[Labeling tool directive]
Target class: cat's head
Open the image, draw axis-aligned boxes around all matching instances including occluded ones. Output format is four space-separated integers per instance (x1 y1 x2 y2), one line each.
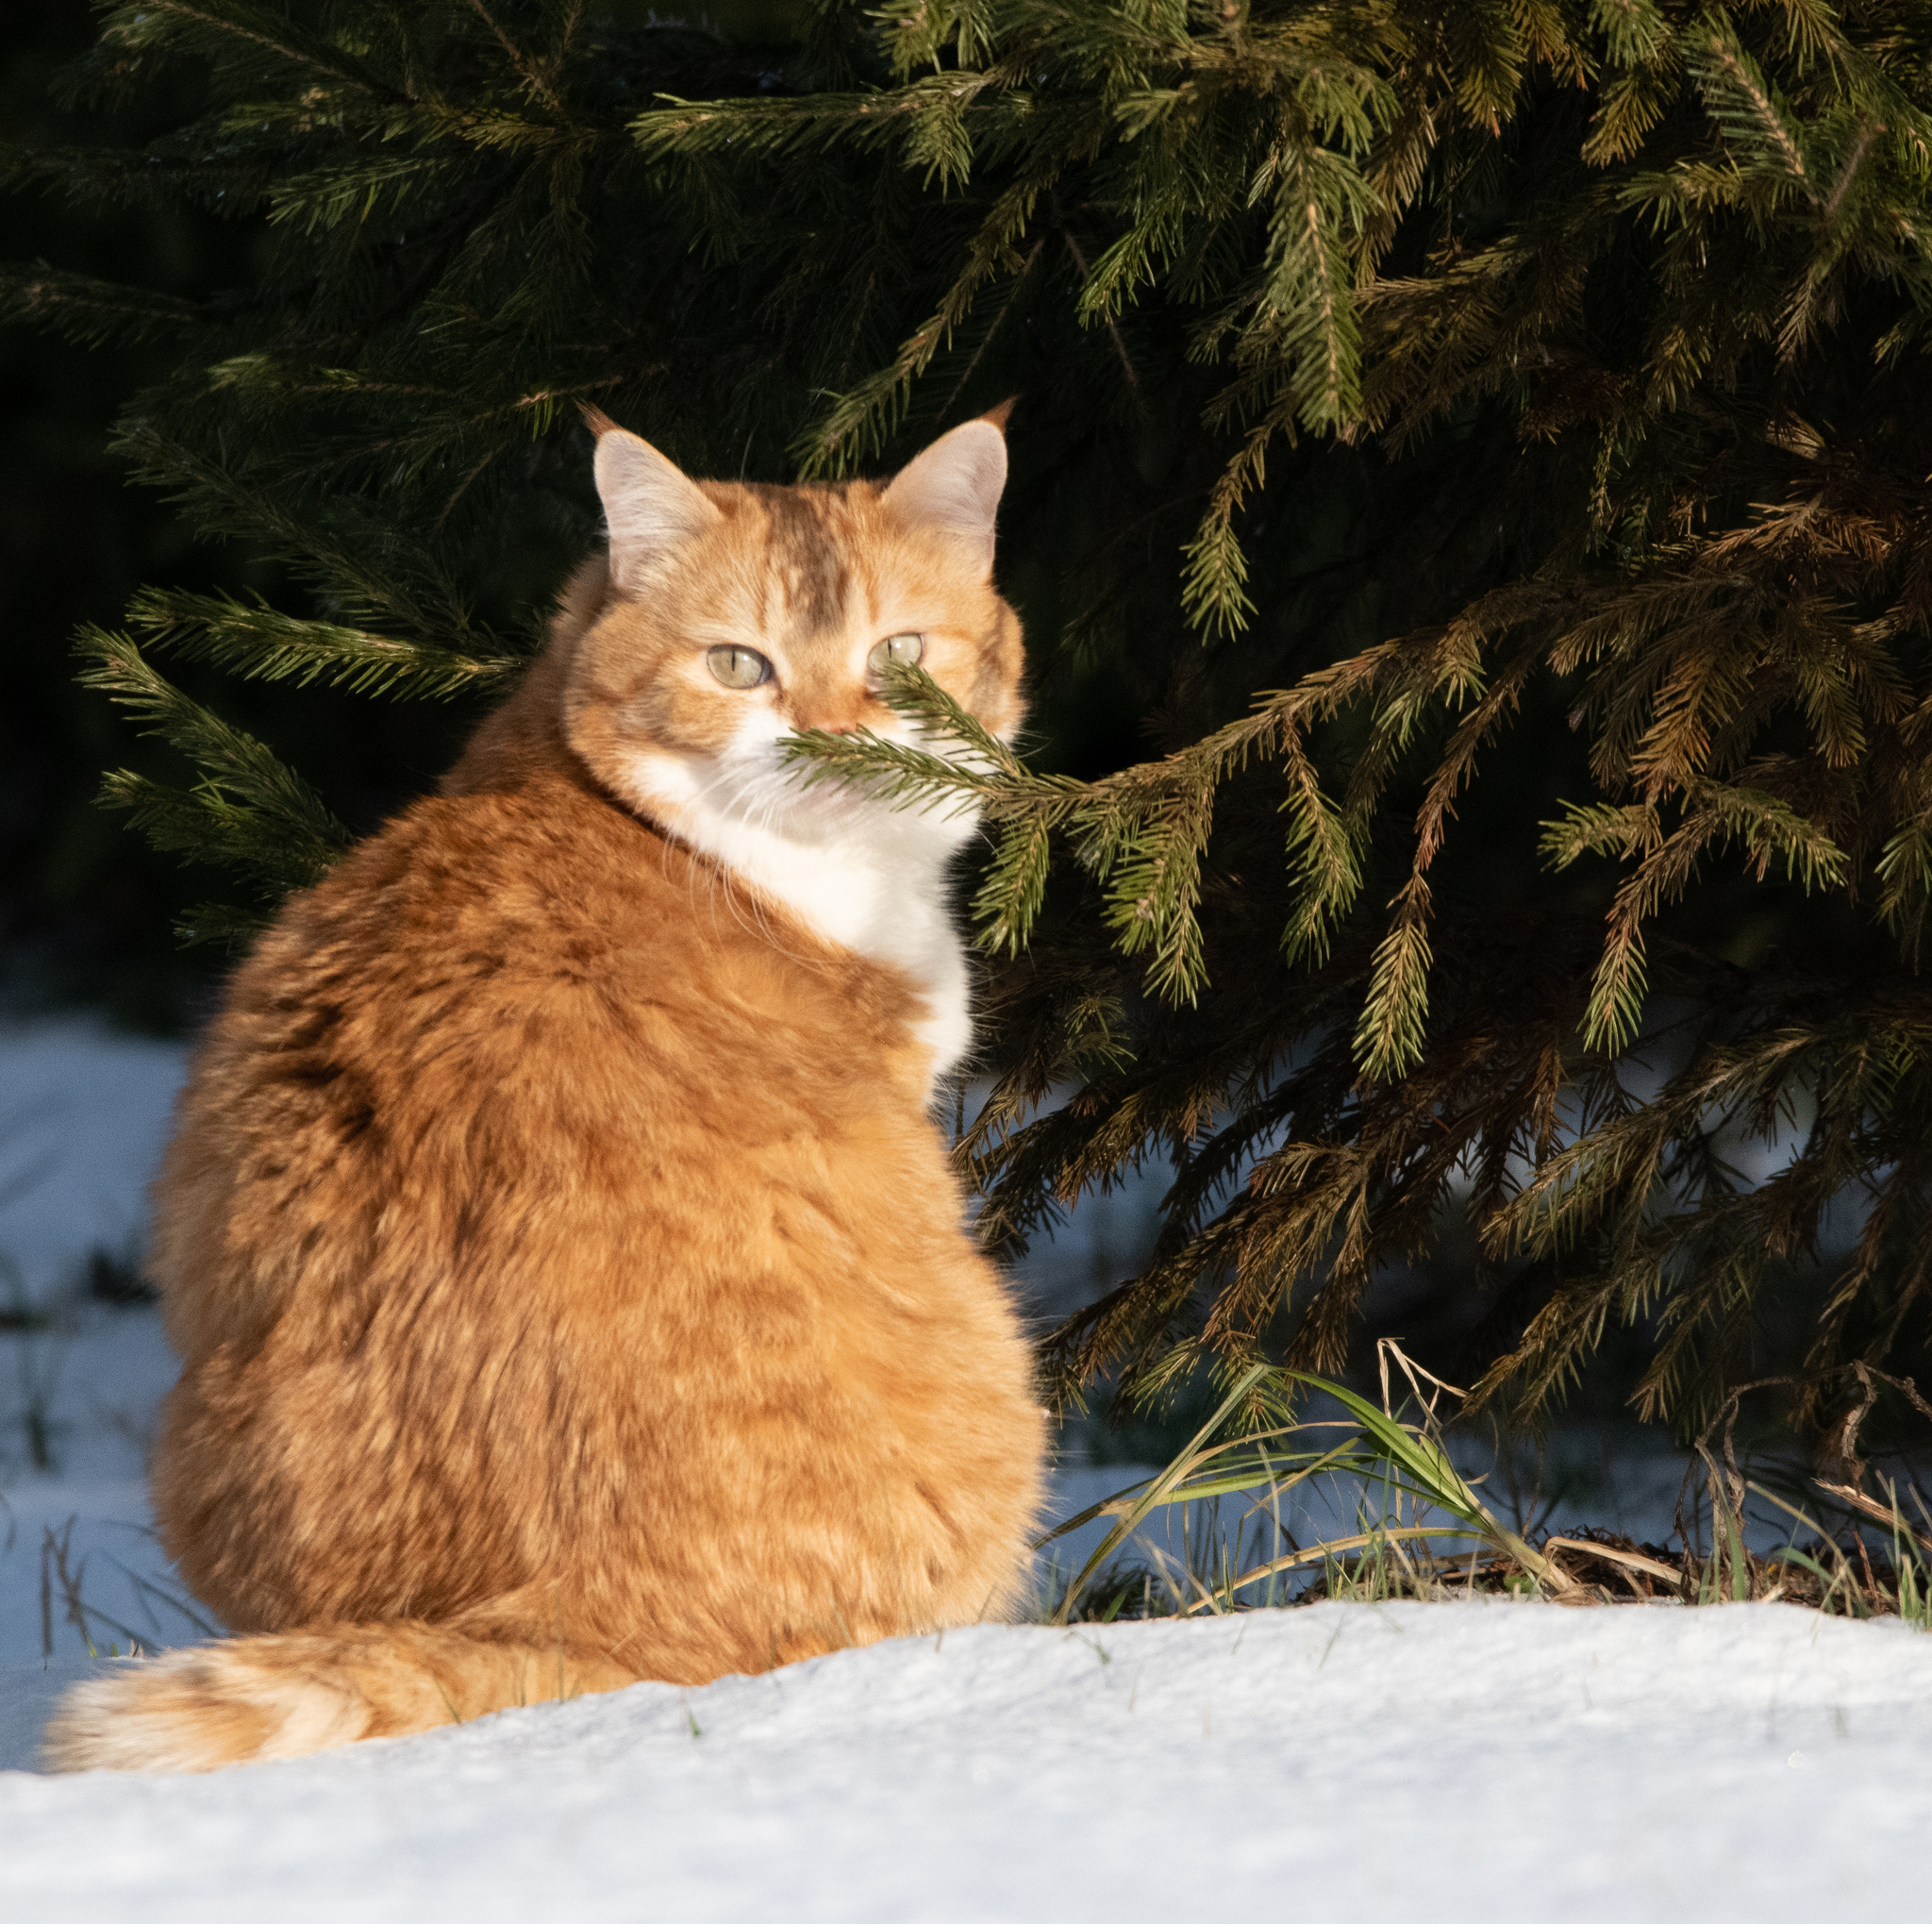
560 410 1024 858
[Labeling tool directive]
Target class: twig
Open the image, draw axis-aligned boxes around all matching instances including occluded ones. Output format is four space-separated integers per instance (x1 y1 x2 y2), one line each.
941 236 1045 418
1830 1361 1881 1483
463 0 564 112
1058 226 1143 409
1812 1480 1932 1558
42 1518 91 1650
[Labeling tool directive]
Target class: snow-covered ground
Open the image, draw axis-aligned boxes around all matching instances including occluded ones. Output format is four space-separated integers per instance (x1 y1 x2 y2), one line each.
5 1604 1930 1918
5 1014 1931 1917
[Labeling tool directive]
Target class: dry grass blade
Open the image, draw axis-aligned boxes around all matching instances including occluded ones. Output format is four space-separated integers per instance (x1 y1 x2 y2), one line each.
1812 1480 1932 1559
1181 1523 1493 1610
1542 1537 1681 1585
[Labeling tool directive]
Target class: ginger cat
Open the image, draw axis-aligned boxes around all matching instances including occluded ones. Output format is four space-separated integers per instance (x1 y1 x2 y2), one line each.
46 408 1044 1772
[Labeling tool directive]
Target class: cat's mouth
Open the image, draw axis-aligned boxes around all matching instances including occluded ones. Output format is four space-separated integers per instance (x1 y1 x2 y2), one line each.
720 731 971 845
623 723 982 859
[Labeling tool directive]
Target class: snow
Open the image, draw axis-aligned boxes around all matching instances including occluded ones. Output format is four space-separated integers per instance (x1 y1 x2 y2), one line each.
0 1016 204 1665
6 1016 1932 1916
0 1014 189 1303
3 1604 1930 1918
0 1304 212 1664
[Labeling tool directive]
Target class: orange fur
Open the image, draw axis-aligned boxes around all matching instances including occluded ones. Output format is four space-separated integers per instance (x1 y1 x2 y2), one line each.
46 413 1044 1773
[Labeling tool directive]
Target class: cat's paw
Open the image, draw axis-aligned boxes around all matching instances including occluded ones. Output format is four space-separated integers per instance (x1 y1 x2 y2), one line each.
42 1645 370 1773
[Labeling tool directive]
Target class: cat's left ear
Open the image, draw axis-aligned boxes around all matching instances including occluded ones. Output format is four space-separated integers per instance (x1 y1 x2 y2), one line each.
881 403 1012 577
588 410 724 594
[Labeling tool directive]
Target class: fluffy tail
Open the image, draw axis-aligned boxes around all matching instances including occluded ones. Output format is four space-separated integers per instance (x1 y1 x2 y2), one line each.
43 1622 640 1773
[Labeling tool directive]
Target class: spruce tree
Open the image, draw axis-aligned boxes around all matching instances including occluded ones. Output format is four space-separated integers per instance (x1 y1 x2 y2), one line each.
8 0 1932 1452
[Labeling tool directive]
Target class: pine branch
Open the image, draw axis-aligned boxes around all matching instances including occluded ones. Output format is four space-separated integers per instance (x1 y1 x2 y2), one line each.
125 588 528 700
75 627 350 894
92 1 416 109
110 424 489 644
27 0 1932 1438
781 661 1067 813
0 265 200 347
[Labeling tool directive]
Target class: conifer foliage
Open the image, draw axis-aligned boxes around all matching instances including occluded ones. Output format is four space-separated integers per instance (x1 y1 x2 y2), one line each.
9 1 1932 1443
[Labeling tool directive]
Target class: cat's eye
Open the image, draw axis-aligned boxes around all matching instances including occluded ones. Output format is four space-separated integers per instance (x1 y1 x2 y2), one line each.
867 632 924 676
707 645 772 689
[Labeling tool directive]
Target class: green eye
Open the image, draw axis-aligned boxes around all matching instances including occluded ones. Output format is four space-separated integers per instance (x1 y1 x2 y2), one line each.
867 632 924 676
707 645 772 689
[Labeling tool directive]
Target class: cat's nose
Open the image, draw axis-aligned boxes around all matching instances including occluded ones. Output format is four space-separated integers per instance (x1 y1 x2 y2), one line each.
786 680 872 734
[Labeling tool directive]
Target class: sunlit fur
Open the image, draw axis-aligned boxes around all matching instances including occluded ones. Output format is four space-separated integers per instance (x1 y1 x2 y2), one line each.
562 415 1024 1089
44 411 1043 1774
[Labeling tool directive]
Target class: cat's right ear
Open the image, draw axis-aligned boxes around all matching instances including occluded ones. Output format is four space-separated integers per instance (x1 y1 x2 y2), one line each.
589 413 722 593
881 409 1011 578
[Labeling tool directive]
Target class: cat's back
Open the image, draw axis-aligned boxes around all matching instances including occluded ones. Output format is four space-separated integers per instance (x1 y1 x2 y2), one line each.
152 738 934 1366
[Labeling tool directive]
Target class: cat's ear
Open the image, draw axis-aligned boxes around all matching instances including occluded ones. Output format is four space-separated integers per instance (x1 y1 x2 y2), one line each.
881 407 1011 577
589 412 722 593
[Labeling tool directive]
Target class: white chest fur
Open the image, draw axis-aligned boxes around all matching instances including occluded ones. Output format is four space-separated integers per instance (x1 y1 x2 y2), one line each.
621 746 980 1101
